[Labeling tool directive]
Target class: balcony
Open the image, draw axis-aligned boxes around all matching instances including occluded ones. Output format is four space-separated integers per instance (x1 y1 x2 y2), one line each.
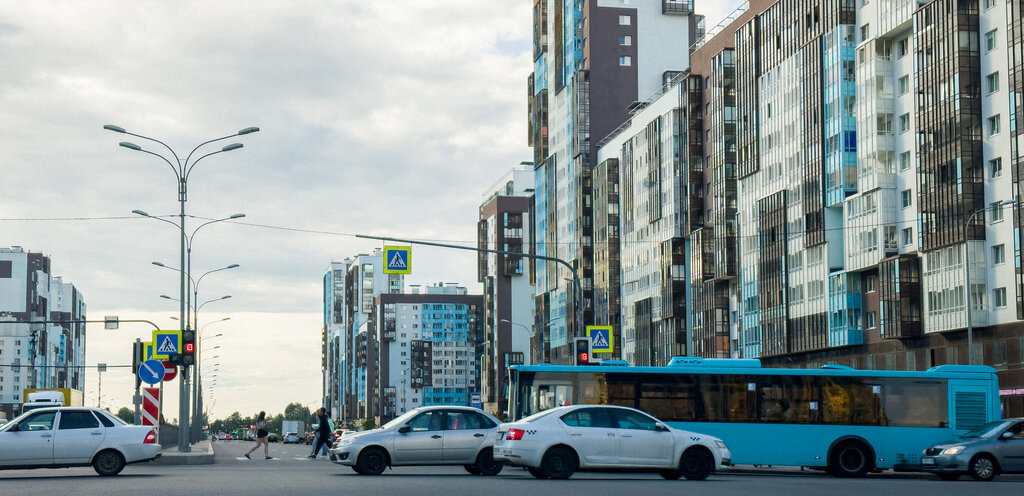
663 0 693 15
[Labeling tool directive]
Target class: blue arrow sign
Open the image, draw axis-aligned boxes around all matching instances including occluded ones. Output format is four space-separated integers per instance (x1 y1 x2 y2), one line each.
138 359 166 385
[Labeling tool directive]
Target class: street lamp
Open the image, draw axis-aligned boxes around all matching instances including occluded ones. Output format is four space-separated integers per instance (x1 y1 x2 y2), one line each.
107 123 257 452
500 319 536 365
193 308 230 440
965 198 1016 365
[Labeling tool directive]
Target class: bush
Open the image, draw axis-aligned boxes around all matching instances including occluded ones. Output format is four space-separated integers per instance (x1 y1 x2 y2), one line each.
360 417 376 431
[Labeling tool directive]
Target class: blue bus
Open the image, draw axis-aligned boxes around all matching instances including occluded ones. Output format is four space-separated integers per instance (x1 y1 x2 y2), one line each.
508 357 1001 476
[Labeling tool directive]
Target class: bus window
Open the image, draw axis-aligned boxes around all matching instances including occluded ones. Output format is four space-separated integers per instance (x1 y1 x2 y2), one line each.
639 373 696 421
821 377 883 425
759 376 818 424
878 378 947 427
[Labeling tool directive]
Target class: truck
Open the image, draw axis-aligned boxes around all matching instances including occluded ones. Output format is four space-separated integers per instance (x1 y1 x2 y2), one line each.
21 387 84 413
281 420 305 442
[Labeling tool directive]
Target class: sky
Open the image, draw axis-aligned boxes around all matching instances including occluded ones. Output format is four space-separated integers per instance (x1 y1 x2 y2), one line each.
1 1 744 422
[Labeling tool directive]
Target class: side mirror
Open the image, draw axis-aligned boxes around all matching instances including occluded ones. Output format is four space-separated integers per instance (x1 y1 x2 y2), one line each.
1001 431 1014 440
398 425 410 434
655 423 670 432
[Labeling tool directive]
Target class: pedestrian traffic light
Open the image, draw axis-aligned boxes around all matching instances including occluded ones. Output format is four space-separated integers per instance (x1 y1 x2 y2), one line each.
182 329 195 366
168 353 184 366
574 337 591 366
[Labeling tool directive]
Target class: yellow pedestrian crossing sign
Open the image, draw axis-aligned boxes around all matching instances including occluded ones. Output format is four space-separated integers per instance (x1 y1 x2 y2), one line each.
383 246 411 274
587 326 613 353
151 330 182 359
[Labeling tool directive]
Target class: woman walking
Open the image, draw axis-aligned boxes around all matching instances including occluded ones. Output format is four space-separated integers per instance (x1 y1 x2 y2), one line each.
309 407 332 459
244 411 273 460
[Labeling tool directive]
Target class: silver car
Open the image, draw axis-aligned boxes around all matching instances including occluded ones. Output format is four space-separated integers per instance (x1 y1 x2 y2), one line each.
330 405 502 476
922 418 1024 481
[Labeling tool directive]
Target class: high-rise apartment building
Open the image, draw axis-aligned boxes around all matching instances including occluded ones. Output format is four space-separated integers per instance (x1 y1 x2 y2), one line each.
529 0 699 363
0 247 86 419
478 166 535 414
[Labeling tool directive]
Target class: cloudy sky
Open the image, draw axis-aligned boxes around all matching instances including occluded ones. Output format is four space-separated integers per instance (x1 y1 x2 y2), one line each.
1 1 743 422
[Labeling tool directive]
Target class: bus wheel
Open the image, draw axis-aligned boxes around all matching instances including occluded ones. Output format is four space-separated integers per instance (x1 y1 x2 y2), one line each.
968 454 997 481
680 447 714 480
829 441 871 478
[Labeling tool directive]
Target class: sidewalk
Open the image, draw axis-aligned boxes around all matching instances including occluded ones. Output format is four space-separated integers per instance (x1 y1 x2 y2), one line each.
151 439 215 465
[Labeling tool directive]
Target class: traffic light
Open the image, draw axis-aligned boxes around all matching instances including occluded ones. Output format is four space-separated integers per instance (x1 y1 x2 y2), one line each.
574 337 591 366
182 329 195 366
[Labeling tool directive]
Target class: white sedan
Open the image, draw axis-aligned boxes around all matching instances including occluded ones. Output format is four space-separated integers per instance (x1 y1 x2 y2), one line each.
0 406 161 476
493 405 731 480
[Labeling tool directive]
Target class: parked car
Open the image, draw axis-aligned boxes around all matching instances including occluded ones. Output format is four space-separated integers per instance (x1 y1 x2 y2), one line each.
333 428 347 441
305 431 316 444
283 432 301 444
922 418 1024 481
268 433 278 443
493 404 730 480
0 406 161 476
330 405 503 476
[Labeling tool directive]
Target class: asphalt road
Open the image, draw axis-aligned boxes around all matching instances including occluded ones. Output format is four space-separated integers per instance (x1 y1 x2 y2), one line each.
0 440 1023 496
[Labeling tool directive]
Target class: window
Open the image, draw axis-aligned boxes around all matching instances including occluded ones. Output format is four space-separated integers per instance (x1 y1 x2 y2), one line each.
619 35 632 46
988 115 1001 136
991 201 1006 222
866 311 876 329
561 408 616 428
407 411 444 431
613 408 659 430
986 29 998 51
618 15 631 25
899 113 910 132
865 274 877 292
897 38 908 58
619 56 632 66
989 157 1003 178
987 72 999 93
0 260 11 278
900 151 911 171
861 24 870 41
899 75 909 95
20 412 56 431
59 410 99 430
984 0 997 8
902 227 913 245
993 244 1006 265
994 287 1007 308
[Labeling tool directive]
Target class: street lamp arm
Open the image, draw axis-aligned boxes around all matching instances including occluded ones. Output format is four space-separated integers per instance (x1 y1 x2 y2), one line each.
184 147 237 184
134 210 180 230
182 130 250 171
105 125 183 175
122 144 182 181
188 214 246 247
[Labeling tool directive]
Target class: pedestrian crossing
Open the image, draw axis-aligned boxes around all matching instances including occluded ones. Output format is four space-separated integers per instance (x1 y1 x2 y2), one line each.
234 456 332 461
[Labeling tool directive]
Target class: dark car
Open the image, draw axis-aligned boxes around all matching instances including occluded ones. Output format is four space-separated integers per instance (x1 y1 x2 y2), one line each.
922 418 1024 481
268 433 279 443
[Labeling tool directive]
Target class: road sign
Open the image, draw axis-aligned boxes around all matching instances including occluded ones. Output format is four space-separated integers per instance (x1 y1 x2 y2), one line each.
142 387 160 430
138 359 166 385
144 341 154 360
587 325 613 353
470 392 482 409
161 360 178 381
151 330 182 359
104 316 119 329
382 245 412 274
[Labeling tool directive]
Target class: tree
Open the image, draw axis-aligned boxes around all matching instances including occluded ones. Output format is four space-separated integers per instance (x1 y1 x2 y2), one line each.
115 407 134 424
360 417 376 431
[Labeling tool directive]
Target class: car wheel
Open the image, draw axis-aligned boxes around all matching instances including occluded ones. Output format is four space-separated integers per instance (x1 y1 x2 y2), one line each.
659 469 682 480
464 464 481 475
527 467 549 479
352 465 365 474
937 473 960 481
968 454 997 481
92 450 126 477
680 447 713 481
828 440 871 478
540 446 577 479
474 449 503 476
356 447 388 475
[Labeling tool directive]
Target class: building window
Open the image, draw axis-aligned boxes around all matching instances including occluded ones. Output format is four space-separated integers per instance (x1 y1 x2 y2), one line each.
991 201 1006 222
618 15 631 25
986 29 998 51
619 35 631 46
988 115 1001 136
899 151 911 171
897 38 908 58
990 157 1003 178
899 75 909 95
986 72 999 93
994 287 1007 308
899 113 910 132
902 189 912 207
866 311 876 329
619 56 632 66
984 0 997 8
860 24 870 41
866 274 877 292
902 227 913 246
993 244 1006 265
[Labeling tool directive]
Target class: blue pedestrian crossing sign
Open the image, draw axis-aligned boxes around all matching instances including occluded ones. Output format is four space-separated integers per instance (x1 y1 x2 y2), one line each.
151 330 182 360
587 325 613 353
138 359 166 385
383 245 412 274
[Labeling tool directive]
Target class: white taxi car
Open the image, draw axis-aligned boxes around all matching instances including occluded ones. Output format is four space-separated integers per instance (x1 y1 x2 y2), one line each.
494 405 730 480
0 407 161 476
330 405 503 475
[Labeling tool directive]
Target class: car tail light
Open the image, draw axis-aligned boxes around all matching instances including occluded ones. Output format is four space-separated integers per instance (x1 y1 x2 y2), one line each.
144 429 157 444
505 428 525 441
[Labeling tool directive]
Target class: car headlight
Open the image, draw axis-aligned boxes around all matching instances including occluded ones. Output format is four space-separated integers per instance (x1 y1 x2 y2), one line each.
940 446 965 456
715 440 728 450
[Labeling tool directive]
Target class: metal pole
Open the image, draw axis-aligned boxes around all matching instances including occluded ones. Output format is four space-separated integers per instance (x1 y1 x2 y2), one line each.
178 181 191 452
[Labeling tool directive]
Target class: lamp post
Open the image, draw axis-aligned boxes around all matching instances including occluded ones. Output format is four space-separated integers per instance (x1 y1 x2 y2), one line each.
107 123 257 451
500 319 535 365
192 307 230 439
964 198 1016 365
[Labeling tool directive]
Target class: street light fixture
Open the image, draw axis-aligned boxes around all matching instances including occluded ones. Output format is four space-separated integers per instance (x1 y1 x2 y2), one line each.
107 123 257 452
500 319 536 365
965 198 1016 365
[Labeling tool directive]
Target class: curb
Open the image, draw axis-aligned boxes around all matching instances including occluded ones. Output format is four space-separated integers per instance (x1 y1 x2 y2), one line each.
151 439 215 465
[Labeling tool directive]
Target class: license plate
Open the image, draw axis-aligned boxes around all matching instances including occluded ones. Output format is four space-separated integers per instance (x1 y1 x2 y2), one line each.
922 457 935 466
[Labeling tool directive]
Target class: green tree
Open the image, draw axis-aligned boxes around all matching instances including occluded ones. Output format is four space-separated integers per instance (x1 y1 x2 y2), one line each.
115 407 134 424
360 417 376 431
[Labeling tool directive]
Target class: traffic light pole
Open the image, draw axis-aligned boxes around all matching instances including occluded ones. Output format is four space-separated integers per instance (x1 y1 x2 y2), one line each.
354 234 584 342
